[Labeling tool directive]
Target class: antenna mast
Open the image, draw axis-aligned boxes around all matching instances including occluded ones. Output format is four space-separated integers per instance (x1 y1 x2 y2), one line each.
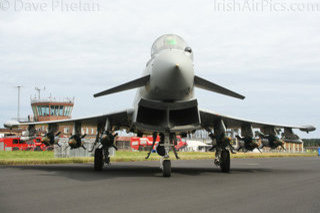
35 86 45 99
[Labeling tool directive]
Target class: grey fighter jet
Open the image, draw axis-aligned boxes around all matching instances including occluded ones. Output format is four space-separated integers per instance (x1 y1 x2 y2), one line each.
5 34 316 177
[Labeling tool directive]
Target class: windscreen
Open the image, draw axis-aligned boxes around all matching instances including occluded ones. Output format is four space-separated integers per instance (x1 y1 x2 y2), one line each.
151 34 188 57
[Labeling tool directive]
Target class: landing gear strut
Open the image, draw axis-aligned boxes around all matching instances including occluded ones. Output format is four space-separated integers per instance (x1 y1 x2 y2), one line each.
146 132 157 159
104 148 110 165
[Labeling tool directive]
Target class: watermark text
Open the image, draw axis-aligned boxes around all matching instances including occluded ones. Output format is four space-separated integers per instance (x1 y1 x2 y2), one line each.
0 0 101 12
213 0 320 13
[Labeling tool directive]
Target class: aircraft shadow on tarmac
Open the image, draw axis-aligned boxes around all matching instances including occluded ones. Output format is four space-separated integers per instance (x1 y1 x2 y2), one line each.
4 164 279 181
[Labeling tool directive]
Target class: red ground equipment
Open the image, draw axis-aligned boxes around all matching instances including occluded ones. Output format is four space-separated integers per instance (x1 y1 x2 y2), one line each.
0 136 45 151
130 136 187 151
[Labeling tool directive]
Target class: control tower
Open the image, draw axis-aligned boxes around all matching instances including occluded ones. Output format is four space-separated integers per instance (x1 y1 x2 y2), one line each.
30 97 74 122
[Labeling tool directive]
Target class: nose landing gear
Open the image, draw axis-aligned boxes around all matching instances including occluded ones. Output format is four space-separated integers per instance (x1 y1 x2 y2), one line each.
158 132 179 177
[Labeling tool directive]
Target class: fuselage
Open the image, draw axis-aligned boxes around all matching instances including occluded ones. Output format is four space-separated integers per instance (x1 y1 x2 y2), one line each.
139 49 194 101
132 34 201 134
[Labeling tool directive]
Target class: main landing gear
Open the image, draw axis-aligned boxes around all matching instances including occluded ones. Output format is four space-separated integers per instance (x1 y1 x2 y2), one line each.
94 147 112 171
94 148 104 171
213 148 231 173
93 129 118 171
208 129 232 173
219 149 230 172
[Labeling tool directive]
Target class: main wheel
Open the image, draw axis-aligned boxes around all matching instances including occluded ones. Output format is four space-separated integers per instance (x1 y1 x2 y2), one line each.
94 148 104 171
162 160 171 177
220 150 230 173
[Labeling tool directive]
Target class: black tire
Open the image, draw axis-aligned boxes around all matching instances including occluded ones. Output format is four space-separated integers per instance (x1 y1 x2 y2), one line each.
94 149 104 171
162 160 171 177
220 150 230 173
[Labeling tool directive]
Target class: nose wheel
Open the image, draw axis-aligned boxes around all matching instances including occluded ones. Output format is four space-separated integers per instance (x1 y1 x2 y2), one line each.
162 159 171 177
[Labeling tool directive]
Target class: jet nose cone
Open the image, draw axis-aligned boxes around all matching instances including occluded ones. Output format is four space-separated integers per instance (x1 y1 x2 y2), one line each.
150 49 194 101
153 50 193 76
173 64 184 75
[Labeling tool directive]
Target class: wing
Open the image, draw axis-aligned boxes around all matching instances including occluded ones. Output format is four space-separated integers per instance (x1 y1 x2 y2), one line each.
199 108 316 133
19 109 134 131
94 75 150 98
194 75 245 100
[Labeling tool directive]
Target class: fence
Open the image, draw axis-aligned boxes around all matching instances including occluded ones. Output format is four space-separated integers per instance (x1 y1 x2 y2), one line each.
54 138 95 158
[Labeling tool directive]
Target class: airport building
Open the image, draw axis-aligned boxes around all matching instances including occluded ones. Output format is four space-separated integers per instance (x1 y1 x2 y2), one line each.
26 96 97 138
30 97 74 122
0 128 22 138
283 141 304 152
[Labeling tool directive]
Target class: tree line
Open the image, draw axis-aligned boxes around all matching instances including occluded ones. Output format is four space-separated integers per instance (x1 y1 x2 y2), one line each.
302 139 320 147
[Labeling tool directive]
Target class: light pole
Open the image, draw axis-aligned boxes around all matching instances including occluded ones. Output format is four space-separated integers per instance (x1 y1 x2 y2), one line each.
16 85 22 121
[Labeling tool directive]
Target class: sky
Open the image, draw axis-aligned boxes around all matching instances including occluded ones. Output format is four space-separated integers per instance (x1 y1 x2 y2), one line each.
0 0 319 138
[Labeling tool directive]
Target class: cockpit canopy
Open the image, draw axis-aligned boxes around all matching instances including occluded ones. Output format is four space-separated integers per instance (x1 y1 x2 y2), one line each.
151 34 191 58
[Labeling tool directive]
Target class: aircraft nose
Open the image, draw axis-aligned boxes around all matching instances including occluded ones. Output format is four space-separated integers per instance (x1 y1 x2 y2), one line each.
150 50 194 100
153 53 191 73
152 50 193 81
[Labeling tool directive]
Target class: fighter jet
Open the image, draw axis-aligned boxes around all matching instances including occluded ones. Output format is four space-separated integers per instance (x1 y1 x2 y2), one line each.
5 34 316 177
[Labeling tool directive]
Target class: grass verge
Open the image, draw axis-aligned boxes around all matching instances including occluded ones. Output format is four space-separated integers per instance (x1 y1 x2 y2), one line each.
0 151 317 166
